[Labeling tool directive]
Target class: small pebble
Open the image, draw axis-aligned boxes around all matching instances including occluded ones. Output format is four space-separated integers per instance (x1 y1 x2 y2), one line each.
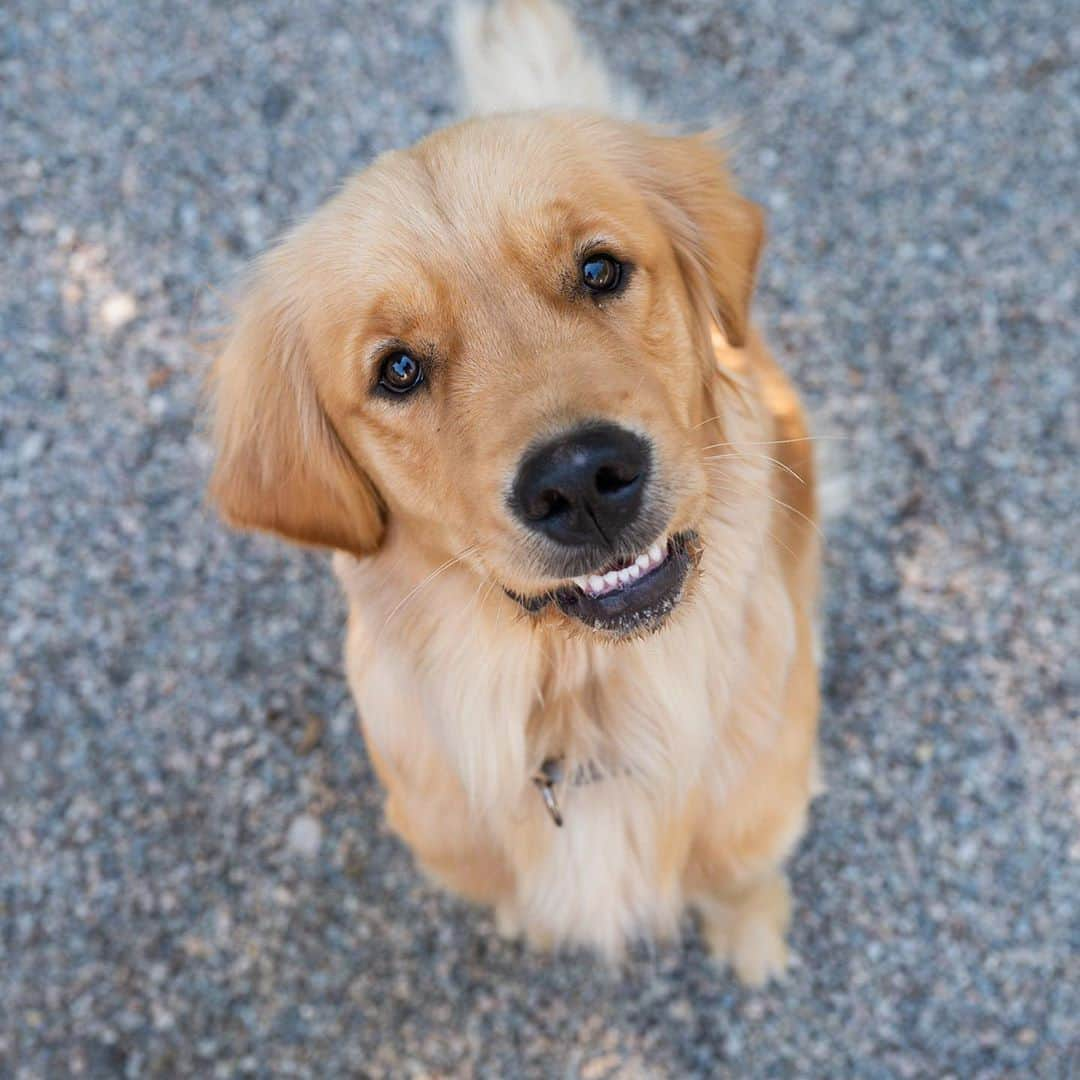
285 814 323 859
100 291 137 330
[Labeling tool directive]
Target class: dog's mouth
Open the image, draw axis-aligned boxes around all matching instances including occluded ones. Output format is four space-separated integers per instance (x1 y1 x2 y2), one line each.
509 530 700 637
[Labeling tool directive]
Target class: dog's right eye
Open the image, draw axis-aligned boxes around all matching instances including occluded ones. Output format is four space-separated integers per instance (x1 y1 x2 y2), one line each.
379 350 424 394
581 254 622 294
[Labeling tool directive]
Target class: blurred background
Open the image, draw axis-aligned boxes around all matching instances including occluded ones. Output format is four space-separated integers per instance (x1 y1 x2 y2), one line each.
2 0 1076 1075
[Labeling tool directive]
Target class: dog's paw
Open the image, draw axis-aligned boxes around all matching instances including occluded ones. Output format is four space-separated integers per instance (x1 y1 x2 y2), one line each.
495 905 559 952
702 873 792 989
727 917 790 988
494 903 523 940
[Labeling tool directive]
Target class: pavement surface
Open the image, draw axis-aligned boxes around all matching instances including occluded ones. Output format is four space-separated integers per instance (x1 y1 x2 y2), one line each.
2 1 1077 1076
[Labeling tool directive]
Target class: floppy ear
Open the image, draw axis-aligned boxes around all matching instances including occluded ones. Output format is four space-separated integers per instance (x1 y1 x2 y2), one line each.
624 129 765 348
207 274 386 557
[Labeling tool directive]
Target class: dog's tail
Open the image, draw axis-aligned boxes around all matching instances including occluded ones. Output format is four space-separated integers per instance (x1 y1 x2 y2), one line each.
451 0 637 118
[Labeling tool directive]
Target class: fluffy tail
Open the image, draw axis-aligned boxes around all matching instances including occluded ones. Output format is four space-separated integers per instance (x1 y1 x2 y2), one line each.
451 0 638 118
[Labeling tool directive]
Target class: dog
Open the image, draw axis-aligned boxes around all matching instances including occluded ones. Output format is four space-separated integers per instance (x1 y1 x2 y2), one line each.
207 0 823 986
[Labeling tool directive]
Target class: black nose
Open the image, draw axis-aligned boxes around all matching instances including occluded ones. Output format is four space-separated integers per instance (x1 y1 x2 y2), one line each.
511 423 650 547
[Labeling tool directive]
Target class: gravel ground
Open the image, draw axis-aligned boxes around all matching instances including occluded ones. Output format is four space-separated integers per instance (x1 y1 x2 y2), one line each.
2 1 1077 1076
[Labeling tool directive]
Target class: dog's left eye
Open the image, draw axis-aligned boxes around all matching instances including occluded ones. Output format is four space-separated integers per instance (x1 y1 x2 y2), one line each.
379 350 424 394
581 254 622 293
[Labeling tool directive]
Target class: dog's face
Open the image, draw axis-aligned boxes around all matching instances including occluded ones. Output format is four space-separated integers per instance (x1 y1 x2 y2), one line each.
209 113 762 639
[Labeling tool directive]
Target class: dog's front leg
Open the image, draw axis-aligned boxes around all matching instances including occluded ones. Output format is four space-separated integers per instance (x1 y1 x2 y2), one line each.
697 871 792 988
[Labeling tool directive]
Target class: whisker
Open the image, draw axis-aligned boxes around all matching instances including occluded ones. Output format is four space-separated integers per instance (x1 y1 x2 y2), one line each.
701 434 850 451
703 450 807 485
378 544 480 637
691 412 727 431
463 575 493 623
705 482 800 562
704 462 824 542
763 525 799 563
481 578 501 621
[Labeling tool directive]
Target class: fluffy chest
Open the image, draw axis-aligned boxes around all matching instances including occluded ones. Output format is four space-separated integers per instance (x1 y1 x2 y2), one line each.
510 761 702 951
334 518 796 951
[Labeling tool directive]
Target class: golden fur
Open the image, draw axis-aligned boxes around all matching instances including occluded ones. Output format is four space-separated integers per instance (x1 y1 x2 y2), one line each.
208 1 822 985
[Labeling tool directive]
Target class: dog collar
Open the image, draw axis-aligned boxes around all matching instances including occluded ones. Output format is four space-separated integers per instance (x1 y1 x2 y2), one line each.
531 756 618 827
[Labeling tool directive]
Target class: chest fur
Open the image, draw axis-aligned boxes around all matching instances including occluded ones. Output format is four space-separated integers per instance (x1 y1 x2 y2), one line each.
338 536 799 948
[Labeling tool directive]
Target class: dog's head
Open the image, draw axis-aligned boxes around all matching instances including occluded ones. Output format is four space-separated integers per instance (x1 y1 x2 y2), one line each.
208 113 763 638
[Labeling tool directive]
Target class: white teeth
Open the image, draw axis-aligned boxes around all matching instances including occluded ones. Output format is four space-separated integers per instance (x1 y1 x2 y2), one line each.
572 536 670 598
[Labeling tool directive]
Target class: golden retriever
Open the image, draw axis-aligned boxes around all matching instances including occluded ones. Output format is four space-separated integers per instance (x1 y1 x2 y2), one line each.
207 0 822 985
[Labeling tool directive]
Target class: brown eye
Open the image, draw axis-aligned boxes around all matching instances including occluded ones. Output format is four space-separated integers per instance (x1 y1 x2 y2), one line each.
581 254 622 293
379 350 423 394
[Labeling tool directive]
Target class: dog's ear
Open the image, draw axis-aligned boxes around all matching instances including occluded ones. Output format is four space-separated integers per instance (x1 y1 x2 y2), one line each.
207 269 385 557
621 129 765 348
